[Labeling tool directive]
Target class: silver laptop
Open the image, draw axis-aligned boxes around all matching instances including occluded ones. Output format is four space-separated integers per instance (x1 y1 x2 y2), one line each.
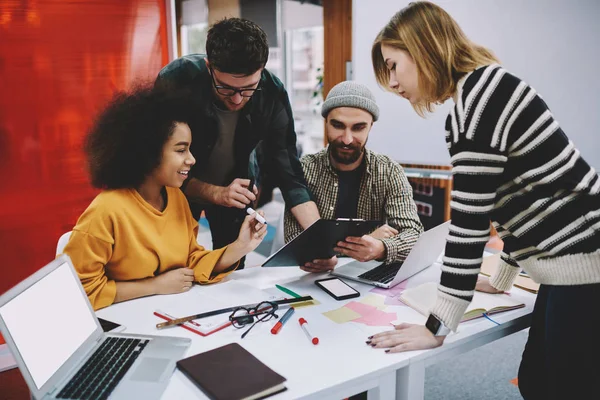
0 254 191 400
332 221 450 288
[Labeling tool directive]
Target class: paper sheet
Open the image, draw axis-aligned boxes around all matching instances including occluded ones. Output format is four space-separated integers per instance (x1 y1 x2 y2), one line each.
322 301 398 327
322 307 362 324
400 281 525 320
345 302 397 327
358 294 387 310
160 281 275 325
352 310 397 327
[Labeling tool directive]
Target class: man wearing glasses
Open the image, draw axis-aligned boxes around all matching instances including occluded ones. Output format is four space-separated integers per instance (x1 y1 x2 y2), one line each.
156 18 320 267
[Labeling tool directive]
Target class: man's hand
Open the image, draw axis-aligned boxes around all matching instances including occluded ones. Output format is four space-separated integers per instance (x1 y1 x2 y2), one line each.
369 224 398 240
367 323 445 353
152 267 194 295
216 178 257 208
475 276 504 294
335 235 386 262
301 256 338 273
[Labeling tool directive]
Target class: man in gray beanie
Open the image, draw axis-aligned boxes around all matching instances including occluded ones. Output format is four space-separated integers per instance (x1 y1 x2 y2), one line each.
284 81 423 272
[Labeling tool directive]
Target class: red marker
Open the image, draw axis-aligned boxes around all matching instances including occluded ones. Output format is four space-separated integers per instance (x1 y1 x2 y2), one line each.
271 307 295 334
299 317 319 345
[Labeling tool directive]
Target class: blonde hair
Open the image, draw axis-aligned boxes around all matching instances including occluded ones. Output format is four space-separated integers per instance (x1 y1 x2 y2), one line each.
372 1 499 116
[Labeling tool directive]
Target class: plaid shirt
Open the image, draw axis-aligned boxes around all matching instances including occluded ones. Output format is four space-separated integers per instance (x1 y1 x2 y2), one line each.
284 148 423 264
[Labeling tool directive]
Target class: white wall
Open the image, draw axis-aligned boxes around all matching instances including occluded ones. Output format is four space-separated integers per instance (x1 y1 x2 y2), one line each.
353 0 600 169
283 0 322 31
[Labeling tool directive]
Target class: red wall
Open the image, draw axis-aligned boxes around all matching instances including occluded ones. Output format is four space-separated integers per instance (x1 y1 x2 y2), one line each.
0 0 169 296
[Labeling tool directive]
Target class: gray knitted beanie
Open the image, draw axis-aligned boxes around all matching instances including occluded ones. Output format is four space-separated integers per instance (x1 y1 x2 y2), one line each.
321 81 379 121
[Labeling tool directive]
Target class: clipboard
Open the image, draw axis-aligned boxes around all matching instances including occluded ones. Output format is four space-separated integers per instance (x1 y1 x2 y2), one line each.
262 218 381 267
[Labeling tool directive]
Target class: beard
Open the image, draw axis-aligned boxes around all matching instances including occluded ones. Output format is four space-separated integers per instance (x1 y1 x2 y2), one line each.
328 139 366 165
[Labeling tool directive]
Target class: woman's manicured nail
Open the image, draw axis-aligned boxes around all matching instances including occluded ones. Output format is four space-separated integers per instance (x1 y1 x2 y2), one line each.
366 341 371 344
385 349 390 353
368 336 373 339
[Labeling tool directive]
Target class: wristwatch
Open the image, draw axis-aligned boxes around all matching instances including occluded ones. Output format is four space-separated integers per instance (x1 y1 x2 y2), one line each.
426 313 451 336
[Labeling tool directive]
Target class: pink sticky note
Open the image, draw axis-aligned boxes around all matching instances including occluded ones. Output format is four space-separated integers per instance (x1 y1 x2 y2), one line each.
353 310 398 326
344 301 399 326
345 301 379 316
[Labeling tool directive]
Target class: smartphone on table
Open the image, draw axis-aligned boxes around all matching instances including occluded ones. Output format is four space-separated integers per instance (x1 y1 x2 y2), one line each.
315 277 360 301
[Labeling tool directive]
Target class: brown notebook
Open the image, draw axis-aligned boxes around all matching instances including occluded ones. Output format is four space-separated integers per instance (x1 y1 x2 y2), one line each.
176 343 287 400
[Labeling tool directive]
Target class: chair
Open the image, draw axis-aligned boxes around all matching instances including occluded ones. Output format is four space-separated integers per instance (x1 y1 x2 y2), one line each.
56 231 72 256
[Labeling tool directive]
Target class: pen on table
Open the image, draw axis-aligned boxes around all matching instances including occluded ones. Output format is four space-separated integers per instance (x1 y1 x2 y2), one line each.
275 284 301 299
299 317 319 345
271 307 295 334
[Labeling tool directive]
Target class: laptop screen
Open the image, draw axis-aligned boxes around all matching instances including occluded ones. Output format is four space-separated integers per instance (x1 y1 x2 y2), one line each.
0 262 98 389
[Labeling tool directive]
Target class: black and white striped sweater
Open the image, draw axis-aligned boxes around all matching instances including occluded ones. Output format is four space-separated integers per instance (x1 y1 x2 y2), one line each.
432 64 600 331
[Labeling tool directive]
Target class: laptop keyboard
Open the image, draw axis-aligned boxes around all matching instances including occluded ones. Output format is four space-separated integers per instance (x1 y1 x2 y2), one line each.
358 261 403 284
57 337 149 400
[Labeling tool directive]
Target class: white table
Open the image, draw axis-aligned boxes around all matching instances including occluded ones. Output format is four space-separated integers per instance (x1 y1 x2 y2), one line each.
97 261 535 400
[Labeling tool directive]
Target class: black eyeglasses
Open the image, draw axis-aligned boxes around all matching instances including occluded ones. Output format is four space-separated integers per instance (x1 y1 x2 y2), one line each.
229 301 279 338
209 68 262 98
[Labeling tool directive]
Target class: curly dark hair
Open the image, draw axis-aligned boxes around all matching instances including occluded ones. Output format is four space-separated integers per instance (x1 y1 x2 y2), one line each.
206 18 269 75
84 83 194 189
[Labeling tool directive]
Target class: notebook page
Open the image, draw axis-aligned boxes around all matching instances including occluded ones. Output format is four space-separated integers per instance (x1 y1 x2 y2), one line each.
466 291 524 314
399 282 524 321
398 282 438 316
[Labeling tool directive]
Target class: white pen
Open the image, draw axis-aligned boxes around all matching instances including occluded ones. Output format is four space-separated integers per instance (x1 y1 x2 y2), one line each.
246 207 267 225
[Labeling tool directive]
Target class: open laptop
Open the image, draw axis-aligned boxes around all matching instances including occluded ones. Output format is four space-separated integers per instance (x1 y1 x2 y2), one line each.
0 254 191 400
331 221 451 288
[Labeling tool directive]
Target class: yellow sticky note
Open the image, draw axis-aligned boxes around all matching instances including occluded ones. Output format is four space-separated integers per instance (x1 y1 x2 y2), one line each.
292 299 320 308
359 294 387 310
323 307 362 324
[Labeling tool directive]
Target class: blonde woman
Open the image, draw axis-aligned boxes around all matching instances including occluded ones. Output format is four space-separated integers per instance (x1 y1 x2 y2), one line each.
367 2 600 399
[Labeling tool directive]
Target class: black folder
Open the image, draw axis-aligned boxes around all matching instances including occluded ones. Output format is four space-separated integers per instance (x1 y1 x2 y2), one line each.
262 218 381 267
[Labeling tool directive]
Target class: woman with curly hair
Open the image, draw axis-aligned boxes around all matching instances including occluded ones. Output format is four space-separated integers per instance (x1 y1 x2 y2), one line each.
63 84 267 310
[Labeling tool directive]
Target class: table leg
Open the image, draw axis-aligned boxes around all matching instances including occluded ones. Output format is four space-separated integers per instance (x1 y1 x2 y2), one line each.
366 370 396 400
396 360 425 400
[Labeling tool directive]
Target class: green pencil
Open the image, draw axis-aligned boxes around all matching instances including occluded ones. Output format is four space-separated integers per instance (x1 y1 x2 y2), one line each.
275 284 301 298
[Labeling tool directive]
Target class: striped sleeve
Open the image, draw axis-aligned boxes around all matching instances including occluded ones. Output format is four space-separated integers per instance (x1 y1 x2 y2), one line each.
431 66 524 331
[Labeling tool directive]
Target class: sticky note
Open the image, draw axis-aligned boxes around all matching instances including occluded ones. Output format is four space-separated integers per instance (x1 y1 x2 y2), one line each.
358 294 387 310
323 307 362 324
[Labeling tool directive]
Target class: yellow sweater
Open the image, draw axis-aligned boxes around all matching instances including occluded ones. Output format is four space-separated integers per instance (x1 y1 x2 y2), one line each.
63 187 234 310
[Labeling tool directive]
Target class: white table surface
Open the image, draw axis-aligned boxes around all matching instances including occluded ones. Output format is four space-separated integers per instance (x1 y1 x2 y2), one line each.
96 258 535 400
